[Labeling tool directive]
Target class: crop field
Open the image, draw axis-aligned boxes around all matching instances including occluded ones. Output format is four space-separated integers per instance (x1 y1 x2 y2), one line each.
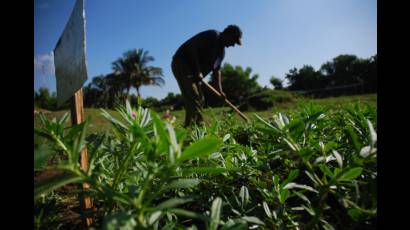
34 94 377 230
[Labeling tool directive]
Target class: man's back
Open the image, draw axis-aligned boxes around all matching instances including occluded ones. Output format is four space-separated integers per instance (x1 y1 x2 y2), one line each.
173 30 225 77
171 25 242 127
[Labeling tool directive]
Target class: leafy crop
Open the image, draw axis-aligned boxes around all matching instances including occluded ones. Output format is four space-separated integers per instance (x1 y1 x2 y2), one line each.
34 101 377 229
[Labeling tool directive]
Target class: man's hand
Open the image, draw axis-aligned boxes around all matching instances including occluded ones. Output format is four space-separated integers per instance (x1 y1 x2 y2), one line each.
194 73 203 82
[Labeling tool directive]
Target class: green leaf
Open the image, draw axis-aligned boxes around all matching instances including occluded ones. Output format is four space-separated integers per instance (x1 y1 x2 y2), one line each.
320 218 336 230
334 168 342 176
170 208 206 221
58 112 70 127
319 164 334 178
367 119 377 146
332 150 343 168
324 141 338 153
210 197 222 230
99 184 133 206
70 119 89 165
304 171 322 186
239 186 250 208
112 142 140 189
223 134 231 142
283 183 318 193
279 190 290 203
221 219 248 230
34 172 84 200
241 216 265 225
287 120 305 141
152 198 193 211
148 211 162 226
183 167 233 175
262 201 272 218
175 128 187 148
167 123 179 158
151 112 169 154
347 208 363 221
301 204 315 216
339 167 363 181
87 133 106 175
304 111 324 123
209 119 219 135
101 109 128 131
294 191 311 204
283 137 300 151
65 121 86 141
34 128 53 141
280 169 299 189
34 144 54 171
126 100 133 117
163 178 200 191
254 113 281 133
256 126 280 136
346 127 362 153
102 212 137 230
273 175 280 191
178 137 222 162
359 145 376 158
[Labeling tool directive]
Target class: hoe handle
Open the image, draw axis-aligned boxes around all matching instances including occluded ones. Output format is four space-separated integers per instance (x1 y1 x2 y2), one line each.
201 80 250 122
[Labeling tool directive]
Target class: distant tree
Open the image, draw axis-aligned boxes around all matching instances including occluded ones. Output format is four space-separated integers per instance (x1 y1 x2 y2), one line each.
160 92 184 110
366 54 377 91
90 75 110 107
34 87 58 110
128 94 139 107
112 49 164 99
269 76 283 89
83 84 99 108
354 54 377 92
284 54 377 96
142 97 160 108
320 54 361 86
105 73 126 108
83 73 127 109
286 65 324 91
203 63 262 107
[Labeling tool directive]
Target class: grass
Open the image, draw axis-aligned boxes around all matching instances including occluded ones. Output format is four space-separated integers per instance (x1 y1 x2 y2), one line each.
34 93 377 229
35 94 376 133
34 108 122 134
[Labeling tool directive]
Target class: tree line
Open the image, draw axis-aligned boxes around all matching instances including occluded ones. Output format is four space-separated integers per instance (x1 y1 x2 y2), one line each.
284 54 377 94
34 50 376 111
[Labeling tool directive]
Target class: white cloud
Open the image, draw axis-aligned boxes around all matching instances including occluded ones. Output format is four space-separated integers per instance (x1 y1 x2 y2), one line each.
34 52 55 75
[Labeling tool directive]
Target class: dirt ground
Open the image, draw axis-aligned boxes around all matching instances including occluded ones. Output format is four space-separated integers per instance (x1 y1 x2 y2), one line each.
35 161 85 229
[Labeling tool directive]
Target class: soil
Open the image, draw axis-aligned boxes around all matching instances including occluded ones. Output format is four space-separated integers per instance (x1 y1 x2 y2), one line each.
34 159 86 229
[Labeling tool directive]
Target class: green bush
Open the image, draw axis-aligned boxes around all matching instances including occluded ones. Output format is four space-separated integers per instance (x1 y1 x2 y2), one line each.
239 89 297 111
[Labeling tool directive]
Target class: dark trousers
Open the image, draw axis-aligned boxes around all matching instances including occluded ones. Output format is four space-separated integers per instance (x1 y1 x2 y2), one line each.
171 58 204 127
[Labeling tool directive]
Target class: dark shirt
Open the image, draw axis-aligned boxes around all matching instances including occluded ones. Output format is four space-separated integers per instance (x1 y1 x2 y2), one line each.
173 30 225 77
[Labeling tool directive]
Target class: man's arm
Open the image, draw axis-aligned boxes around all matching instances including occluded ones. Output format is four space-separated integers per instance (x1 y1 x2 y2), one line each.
211 70 226 99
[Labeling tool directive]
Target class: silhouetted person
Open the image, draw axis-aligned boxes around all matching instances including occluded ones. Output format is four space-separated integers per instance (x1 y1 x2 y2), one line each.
171 25 242 127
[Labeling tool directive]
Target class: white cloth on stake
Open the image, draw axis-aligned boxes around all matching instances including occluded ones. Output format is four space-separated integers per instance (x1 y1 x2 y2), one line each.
54 0 88 106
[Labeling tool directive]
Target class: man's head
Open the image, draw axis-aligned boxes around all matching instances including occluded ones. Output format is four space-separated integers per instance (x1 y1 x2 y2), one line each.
221 25 242 47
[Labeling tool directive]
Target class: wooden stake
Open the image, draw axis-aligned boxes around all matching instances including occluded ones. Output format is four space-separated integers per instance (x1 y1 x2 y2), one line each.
70 88 94 226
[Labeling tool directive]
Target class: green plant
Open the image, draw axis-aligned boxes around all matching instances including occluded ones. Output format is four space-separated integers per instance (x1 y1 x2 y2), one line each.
34 99 377 229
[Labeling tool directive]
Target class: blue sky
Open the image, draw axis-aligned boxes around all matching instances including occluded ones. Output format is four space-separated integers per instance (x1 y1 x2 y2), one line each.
34 0 377 100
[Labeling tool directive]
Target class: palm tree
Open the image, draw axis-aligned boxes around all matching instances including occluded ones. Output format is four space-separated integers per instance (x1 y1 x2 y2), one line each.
105 73 126 108
111 48 164 99
89 75 110 108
